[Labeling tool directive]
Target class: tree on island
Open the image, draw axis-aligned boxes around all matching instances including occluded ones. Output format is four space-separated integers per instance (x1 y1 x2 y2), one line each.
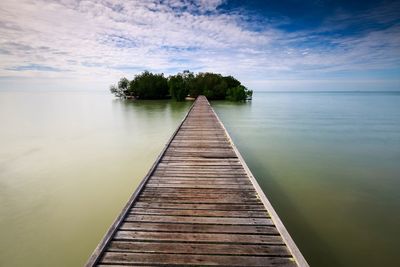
129 71 169 99
110 77 129 98
168 70 194 101
110 70 252 101
227 85 253 101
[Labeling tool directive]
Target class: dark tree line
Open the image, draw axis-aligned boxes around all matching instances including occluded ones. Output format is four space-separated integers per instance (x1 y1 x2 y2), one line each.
110 70 253 101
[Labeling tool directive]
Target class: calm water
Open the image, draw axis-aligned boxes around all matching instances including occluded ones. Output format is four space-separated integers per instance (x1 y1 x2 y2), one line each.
0 91 191 266
212 92 400 266
0 91 399 266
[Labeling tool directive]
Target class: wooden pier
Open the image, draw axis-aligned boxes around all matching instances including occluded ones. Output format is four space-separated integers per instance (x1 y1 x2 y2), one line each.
86 96 308 266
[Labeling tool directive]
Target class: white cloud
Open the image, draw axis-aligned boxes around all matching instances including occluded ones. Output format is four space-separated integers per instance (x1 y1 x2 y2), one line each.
0 0 399 90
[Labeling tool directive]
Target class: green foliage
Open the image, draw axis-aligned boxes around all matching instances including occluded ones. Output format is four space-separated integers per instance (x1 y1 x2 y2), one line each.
168 74 185 101
223 75 241 89
168 70 193 101
110 70 252 102
118 77 129 91
128 71 169 99
247 89 253 99
110 77 129 98
190 73 227 100
109 84 119 96
226 85 253 101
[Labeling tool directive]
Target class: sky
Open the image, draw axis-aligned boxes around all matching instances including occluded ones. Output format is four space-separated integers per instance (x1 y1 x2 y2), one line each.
0 0 399 91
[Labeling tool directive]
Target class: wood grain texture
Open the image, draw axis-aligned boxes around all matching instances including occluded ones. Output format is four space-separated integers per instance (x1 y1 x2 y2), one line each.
86 96 308 267
101 252 297 266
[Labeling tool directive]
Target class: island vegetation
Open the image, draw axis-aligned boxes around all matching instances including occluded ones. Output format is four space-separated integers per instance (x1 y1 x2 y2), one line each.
110 70 253 101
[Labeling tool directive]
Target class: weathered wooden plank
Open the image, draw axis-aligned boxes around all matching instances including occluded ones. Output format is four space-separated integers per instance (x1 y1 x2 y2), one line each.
163 152 238 158
151 173 248 178
125 215 273 225
174 133 227 136
114 230 285 244
133 202 265 210
108 241 291 256
129 208 268 218
143 187 255 194
155 170 245 174
163 151 233 155
146 182 251 187
177 129 224 132
166 146 233 150
159 162 241 166
161 156 240 162
154 167 245 171
149 177 250 181
145 184 254 189
150 176 249 180
166 148 235 152
140 191 256 198
172 137 227 140
120 222 279 234
166 143 234 148
167 141 232 145
181 128 223 132
157 165 242 168
154 169 247 174
139 194 258 201
147 179 251 185
157 163 242 167
138 197 261 205
140 192 255 201
159 162 242 166
141 187 255 192
148 177 250 182
100 252 296 266
152 172 247 176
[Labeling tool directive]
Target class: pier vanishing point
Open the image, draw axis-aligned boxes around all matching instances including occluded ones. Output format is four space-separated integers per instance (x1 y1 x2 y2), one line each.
86 96 308 266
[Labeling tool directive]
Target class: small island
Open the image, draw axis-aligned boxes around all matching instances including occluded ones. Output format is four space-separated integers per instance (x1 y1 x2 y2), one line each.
110 70 253 101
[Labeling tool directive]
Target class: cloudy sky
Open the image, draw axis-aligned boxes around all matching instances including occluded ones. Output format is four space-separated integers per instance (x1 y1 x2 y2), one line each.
0 0 399 91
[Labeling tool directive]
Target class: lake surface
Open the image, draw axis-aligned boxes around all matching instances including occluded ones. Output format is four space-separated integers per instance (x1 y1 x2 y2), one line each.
0 91 399 266
212 92 400 266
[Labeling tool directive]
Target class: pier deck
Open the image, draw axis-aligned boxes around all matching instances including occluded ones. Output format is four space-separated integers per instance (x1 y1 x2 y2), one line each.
86 96 308 266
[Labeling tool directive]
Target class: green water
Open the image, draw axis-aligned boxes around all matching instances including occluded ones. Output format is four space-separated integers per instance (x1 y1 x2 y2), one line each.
212 92 400 267
0 91 191 266
0 91 399 266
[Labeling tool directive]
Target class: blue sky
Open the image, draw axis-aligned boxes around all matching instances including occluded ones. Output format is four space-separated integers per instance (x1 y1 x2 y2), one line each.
0 0 399 91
